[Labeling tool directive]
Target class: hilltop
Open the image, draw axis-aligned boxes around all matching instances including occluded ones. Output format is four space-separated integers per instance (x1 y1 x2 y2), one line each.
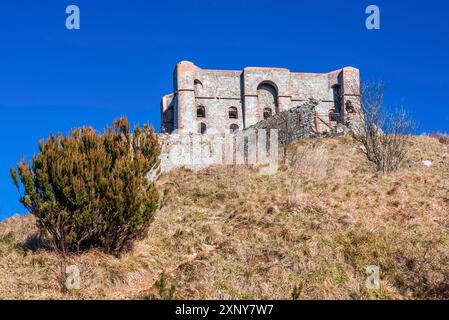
1 135 448 299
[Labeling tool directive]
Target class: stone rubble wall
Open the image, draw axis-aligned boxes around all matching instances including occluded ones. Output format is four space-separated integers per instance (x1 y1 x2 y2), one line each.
248 102 318 146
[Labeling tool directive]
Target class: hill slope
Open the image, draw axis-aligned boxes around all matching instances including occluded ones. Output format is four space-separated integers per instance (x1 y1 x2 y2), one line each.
1 136 448 299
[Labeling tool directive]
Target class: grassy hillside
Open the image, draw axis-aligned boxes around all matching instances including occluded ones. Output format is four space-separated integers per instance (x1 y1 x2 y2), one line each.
1 135 448 299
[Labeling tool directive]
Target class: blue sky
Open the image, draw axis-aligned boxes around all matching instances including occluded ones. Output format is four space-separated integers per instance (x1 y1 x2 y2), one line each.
1 0 448 220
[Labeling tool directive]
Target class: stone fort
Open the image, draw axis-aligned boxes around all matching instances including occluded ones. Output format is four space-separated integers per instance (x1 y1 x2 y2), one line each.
161 61 360 135
158 61 360 172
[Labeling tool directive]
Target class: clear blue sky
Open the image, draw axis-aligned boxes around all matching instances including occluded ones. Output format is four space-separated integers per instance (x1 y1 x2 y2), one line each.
1 0 448 220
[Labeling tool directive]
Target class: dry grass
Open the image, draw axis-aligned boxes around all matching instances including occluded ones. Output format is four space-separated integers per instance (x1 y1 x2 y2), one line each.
429 133 449 146
1 136 449 300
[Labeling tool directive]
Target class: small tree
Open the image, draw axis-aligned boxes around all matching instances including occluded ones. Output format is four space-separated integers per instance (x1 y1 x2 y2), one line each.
10 117 160 256
352 81 416 174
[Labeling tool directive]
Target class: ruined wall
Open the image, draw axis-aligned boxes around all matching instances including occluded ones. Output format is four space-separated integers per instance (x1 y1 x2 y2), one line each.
249 102 318 146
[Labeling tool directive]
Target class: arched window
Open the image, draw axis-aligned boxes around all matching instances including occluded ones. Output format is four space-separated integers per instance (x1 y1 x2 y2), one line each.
345 100 355 113
329 108 339 122
197 105 206 118
230 124 239 133
228 107 238 119
263 108 272 120
199 122 207 134
194 79 203 95
258 82 279 119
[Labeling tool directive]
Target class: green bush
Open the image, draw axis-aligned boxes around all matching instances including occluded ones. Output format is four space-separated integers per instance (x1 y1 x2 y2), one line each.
11 117 160 256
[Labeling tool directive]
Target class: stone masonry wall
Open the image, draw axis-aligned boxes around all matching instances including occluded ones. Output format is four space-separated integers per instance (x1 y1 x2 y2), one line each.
158 61 360 173
161 61 361 135
157 100 351 173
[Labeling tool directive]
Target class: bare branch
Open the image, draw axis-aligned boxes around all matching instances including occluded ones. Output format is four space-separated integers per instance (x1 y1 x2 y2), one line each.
352 81 415 173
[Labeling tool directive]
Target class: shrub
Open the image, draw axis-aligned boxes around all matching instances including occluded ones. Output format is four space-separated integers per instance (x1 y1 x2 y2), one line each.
155 271 177 300
352 81 416 174
10 117 160 256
